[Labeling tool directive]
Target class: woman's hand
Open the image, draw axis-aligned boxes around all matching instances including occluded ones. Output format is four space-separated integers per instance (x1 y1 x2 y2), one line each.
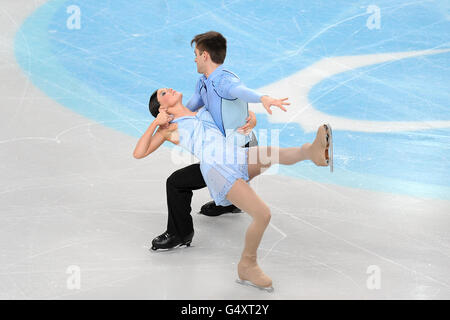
155 110 174 128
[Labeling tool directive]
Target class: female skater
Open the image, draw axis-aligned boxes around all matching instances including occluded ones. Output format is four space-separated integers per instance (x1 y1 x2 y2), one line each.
133 88 333 291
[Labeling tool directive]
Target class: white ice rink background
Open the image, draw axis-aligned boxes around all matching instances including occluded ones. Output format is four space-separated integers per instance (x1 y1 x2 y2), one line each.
1 0 449 299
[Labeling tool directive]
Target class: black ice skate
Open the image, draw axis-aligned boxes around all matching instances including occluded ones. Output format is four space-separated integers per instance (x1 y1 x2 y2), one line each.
199 200 242 216
150 231 194 251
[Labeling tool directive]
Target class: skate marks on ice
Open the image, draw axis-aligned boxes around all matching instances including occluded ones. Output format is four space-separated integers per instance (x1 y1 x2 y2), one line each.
249 48 450 133
268 201 450 292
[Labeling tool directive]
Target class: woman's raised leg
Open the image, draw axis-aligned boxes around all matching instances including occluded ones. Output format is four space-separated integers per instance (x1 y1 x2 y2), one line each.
226 179 273 290
247 124 331 180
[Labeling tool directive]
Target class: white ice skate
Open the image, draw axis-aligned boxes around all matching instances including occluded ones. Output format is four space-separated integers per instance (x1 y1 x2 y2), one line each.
324 123 333 173
236 261 274 293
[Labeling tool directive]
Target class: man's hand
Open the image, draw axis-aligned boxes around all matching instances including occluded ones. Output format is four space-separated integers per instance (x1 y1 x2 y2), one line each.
155 110 173 129
237 111 257 135
260 95 290 115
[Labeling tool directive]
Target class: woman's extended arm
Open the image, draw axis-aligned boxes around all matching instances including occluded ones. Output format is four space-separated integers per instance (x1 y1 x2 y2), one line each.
133 111 174 159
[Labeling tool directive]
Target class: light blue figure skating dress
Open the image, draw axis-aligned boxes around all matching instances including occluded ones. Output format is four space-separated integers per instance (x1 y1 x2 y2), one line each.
171 107 249 206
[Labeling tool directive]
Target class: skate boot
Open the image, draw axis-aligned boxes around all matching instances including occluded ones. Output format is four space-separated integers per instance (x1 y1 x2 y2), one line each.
199 200 242 216
150 231 194 251
310 123 333 172
236 256 274 292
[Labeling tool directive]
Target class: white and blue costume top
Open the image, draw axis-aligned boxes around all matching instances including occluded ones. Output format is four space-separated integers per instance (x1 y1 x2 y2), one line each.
171 107 249 206
185 65 262 147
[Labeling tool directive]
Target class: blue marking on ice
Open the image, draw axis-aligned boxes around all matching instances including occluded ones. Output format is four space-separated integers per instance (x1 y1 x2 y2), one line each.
14 0 450 199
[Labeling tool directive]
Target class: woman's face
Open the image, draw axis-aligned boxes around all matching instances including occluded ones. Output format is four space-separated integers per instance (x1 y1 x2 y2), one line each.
157 88 182 113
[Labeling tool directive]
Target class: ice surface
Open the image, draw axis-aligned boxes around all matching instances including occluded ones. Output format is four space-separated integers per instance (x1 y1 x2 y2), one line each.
1 0 449 299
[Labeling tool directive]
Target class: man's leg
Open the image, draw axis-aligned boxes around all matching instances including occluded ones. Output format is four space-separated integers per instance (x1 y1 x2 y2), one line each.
166 163 206 239
152 163 206 250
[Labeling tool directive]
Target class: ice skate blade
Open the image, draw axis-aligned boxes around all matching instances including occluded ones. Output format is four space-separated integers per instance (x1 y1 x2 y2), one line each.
235 279 274 293
325 123 333 173
150 241 191 252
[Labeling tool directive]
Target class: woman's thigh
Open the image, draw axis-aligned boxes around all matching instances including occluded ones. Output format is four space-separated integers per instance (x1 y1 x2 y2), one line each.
247 146 277 180
226 179 270 219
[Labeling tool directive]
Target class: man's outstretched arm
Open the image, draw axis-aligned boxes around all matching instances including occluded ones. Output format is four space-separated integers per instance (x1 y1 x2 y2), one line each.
226 83 289 133
229 84 290 115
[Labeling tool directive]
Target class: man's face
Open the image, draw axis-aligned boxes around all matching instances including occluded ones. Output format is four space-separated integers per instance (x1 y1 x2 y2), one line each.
194 47 206 74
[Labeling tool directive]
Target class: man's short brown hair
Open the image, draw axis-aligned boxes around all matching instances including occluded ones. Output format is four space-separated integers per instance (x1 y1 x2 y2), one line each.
191 31 227 64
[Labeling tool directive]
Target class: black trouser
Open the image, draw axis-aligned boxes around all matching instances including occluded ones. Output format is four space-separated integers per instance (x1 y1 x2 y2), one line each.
166 163 205 238
166 136 257 239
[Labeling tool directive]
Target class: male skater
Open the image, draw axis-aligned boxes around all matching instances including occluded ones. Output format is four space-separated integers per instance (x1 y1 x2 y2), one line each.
151 31 289 250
